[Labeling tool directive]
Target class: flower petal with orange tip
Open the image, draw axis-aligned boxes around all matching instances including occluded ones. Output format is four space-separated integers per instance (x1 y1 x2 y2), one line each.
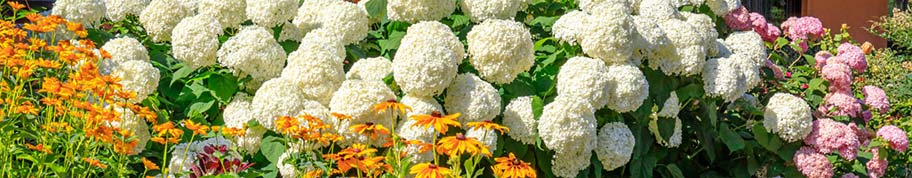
410 111 461 135
141 157 160 171
466 120 510 134
492 153 537 178
410 163 451 178
373 99 412 115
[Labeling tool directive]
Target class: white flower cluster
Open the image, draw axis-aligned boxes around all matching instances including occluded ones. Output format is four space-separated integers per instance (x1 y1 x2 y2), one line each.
467 128 499 152
503 96 538 144
281 41 345 105
198 0 247 29
595 122 635 171
393 21 463 97
538 97 597 178
222 93 267 153
631 16 671 63
605 63 649 112
218 26 287 91
103 0 149 21
108 107 150 155
706 0 741 15
245 0 297 28
467 19 535 84
578 4 633 65
347 57 393 81
111 60 160 103
387 0 455 23
329 79 396 145
250 77 310 130
650 18 706 76
763 93 813 142
649 116 683 147
396 94 442 163
100 37 149 74
552 10 587 45
445 73 502 124
658 91 681 118
294 0 369 45
52 0 106 25
703 31 765 102
556 57 610 108
172 15 223 69
459 0 530 22
140 0 193 42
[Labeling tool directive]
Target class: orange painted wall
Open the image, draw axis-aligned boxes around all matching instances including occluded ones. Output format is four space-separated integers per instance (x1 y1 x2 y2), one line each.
802 0 889 47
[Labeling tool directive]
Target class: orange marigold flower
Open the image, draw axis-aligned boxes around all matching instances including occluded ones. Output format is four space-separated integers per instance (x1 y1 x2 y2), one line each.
183 120 209 135
221 127 246 137
275 116 299 134
82 158 108 169
410 111 461 135
437 133 491 157
337 144 378 160
373 99 411 115
305 169 324 177
25 143 52 154
41 97 63 106
465 120 510 134
8 1 26 11
350 122 390 139
492 153 537 178
142 157 160 171
15 101 39 115
410 163 451 178
331 112 353 121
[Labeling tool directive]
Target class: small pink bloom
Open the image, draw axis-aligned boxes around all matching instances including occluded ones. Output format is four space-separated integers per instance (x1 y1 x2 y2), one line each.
764 59 785 80
815 51 834 70
724 7 752 31
758 23 781 43
804 119 860 160
837 43 868 73
781 16 826 41
794 146 835 178
841 173 860 178
862 85 890 113
801 83 809 89
876 125 909 152
818 91 863 118
821 63 853 92
867 147 888 178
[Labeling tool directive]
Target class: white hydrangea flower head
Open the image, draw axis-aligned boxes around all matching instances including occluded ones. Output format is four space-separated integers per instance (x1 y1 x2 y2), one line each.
277 150 297 178
445 73 502 124
579 0 630 14
658 91 681 118
538 96 597 154
222 93 266 153
649 116 683 147
52 0 106 25
395 95 442 163
250 77 309 130
294 0 370 45
108 107 150 155
503 96 538 144
467 128 499 152
605 63 650 113
178 0 200 13
140 0 193 42
639 0 681 21
172 15 223 69
198 0 247 29
393 21 463 97
245 0 297 28
724 31 767 65
467 19 535 84
702 54 757 102
651 19 706 76
218 26 287 91
631 15 671 62
596 122 635 171
330 79 396 121
706 0 741 15
552 151 593 178
682 12 718 55
104 0 149 21
298 28 347 63
111 60 160 103
387 0 456 23
347 57 393 81
102 37 150 64
552 10 587 45
279 22 303 42
763 93 813 142
579 4 633 64
556 56 611 108
282 43 346 106
460 0 528 22
712 38 733 58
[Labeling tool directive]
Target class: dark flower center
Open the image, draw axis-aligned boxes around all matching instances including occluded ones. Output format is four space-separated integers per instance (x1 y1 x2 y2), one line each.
456 133 466 140
431 111 442 117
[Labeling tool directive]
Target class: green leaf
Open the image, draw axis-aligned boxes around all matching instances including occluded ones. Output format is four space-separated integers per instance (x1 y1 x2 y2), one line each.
449 14 471 28
364 0 387 18
260 136 287 163
808 78 825 92
719 123 746 152
753 123 779 152
86 29 114 45
378 31 406 53
207 74 238 103
657 118 676 142
171 65 195 85
666 164 685 178
531 96 544 120
676 83 704 101
189 99 215 116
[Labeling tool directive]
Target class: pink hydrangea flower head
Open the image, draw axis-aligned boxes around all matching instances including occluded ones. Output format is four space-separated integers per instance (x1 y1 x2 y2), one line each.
876 125 909 152
862 85 890 113
818 91 862 118
821 62 853 92
866 147 887 178
837 43 868 73
814 51 834 70
758 23 781 43
781 16 825 41
796 41 809 53
724 7 752 31
764 59 785 80
804 118 860 160
841 173 860 178
794 146 835 178
849 122 872 144
750 13 767 28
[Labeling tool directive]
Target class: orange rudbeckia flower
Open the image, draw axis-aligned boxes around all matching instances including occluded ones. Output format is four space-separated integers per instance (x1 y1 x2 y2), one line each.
465 120 509 134
492 153 537 178
436 133 491 157
350 122 390 139
410 163 451 178
410 111 461 135
373 99 412 115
